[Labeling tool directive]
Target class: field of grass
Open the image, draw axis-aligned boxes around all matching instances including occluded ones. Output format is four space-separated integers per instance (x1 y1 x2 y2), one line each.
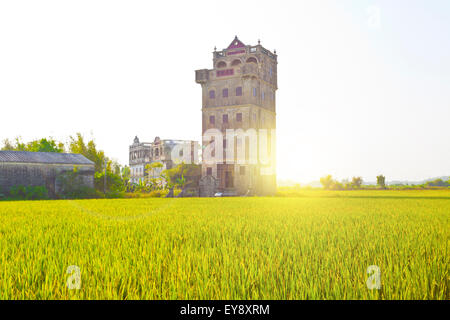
0 189 448 299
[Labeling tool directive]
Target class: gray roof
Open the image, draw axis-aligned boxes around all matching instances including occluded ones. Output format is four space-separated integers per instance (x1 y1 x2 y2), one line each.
0 151 95 165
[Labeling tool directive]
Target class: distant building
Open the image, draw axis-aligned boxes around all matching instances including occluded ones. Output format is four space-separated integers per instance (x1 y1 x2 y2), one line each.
129 136 199 184
195 36 277 196
0 151 94 196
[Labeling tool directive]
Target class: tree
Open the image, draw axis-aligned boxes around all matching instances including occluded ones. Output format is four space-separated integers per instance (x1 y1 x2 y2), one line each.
426 179 449 187
2 137 64 153
377 175 386 189
163 163 201 195
320 175 334 190
68 133 106 173
351 176 363 188
68 133 128 194
150 162 164 179
121 166 131 184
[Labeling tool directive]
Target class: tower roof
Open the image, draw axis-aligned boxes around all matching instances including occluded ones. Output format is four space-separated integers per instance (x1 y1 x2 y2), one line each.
227 36 245 49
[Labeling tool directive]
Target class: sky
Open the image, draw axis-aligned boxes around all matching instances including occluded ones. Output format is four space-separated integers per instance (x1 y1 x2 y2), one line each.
0 0 449 183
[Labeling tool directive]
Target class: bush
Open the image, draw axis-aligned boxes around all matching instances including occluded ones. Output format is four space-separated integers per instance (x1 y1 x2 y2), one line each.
9 185 49 200
148 190 168 198
94 171 126 193
60 186 97 199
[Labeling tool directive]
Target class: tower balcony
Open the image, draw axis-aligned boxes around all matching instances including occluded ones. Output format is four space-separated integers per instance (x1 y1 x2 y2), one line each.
195 69 210 83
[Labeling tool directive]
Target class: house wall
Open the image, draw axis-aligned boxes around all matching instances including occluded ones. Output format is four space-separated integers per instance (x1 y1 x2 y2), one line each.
0 162 95 195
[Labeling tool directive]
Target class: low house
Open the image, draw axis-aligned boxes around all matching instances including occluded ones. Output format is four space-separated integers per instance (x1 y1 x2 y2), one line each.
0 151 95 196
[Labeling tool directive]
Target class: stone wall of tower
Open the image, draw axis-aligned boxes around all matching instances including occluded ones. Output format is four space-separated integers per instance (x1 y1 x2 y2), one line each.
196 37 277 196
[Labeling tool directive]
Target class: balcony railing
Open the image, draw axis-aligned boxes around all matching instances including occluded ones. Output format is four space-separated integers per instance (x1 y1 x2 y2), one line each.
195 69 210 83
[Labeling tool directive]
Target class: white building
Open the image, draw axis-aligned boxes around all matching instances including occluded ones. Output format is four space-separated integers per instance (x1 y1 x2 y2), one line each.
129 136 199 184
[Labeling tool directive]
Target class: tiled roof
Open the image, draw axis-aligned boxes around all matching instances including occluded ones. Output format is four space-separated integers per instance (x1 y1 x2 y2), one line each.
0 151 95 165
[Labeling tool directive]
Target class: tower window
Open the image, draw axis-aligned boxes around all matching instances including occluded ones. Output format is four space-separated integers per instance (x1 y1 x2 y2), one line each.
262 91 265 100
209 90 215 99
222 88 228 97
209 115 215 124
269 67 273 76
206 167 212 176
231 59 241 66
236 113 242 122
253 88 257 97
217 61 227 68
223 114 228 123
236 87 242 96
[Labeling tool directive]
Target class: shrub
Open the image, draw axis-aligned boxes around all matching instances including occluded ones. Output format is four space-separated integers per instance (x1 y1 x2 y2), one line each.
60 186 97 199
148 190 168 198
9 185 49 200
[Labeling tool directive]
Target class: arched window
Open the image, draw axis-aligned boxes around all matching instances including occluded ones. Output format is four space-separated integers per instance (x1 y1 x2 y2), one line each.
231 59 241 66
246 57 258 64
217 61 227 68
209 90 215 99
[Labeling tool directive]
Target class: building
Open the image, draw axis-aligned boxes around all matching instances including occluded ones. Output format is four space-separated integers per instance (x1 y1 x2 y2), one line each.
129 136 199 184
0 151 95 196
195 36 277 196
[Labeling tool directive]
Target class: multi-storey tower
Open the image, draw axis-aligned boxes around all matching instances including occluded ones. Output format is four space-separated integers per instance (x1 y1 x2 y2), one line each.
195 36 277 196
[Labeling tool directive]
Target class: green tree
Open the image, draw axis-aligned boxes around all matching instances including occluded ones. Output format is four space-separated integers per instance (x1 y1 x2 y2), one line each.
2 137 64 153
163 163 201 194
121 166 131 184
351 176 363 188
320 175 334 190
149 162 164 179
377 175 386 189
425 179 449 187
68 133 106 173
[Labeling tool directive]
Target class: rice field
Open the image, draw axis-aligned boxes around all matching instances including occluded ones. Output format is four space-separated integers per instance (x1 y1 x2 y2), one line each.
0 189 448 299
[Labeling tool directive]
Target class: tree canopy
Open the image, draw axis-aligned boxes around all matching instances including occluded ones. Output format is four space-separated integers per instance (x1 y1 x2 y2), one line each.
1 137 64 153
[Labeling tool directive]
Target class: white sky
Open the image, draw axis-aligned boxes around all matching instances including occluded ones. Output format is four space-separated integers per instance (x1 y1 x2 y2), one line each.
0 0 449 183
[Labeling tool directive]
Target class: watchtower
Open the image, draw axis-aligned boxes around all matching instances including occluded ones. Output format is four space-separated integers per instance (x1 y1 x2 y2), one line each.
195 36 277 196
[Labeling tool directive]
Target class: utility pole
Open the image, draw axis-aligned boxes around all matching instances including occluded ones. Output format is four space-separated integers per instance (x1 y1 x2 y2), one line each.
104 159 107 195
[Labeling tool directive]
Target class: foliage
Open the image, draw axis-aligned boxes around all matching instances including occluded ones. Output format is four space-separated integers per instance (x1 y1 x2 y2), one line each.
68 133 107 173
320 175 334 190
56 167 97 199
148 190 168 197
2 137 64 153
94 171 126 193
0 190 448 299
145 162 164 181
163 163 201 191
121 166 131 185
425 179 450 187
377 175 386 188
8 185 49 200
351 176 363 188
